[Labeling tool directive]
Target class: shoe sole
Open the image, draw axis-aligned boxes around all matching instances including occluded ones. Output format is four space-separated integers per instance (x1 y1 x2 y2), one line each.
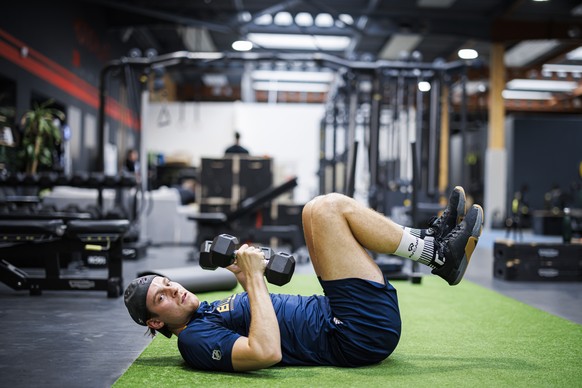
450 204 484 286
453 186 467 224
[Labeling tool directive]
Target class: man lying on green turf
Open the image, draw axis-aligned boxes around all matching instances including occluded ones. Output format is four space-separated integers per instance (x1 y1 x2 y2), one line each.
124 188 484 372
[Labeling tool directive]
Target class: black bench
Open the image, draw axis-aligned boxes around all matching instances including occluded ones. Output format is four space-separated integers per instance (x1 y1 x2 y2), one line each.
0 219 129 297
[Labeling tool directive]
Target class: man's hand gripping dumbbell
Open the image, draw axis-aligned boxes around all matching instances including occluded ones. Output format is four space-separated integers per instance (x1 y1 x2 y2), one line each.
198 234 296 286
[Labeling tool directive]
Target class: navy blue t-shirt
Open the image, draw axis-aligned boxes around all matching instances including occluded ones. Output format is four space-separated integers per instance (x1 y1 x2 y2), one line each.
178 292 339 371
177 278 401 371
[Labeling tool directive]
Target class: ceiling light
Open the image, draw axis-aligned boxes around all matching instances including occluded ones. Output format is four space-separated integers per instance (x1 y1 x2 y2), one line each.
418 81 431 92
532 0 549 2
255 14 272 25
458 49 478 60
505 40 560 67
573 4 582 15
251 70 335 83
542 63 582 73
314 13 334 27
566 46 582 60
339 14 354 25
378 34 422 60
247 33 351 50
502 90 553 100
295 12 313 27
506 79 578 92
274 12 293 26
253 81 330 93
239 12 252 23
232 40 253 51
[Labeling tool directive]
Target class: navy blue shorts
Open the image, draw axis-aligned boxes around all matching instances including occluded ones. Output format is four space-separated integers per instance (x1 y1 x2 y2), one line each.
319 277 401 367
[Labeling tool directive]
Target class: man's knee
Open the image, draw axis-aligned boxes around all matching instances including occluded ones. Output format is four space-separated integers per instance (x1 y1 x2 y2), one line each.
303 193 350 222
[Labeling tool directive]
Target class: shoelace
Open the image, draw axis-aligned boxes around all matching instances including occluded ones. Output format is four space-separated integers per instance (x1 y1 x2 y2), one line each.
442 220 464 244
427 208 451 235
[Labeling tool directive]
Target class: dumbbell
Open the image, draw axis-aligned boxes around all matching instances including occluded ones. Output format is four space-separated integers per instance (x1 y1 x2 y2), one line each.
199 240 273 270
200 234 296 286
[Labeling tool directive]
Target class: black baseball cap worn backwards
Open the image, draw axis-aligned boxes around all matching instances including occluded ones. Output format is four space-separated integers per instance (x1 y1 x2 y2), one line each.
124 275 174 338
124 275 155 325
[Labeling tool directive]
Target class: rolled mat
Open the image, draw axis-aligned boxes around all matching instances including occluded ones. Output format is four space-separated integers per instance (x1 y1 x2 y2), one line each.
137 267 237 293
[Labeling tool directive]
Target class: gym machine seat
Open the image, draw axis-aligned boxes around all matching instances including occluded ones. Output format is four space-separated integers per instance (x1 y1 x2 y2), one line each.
0 219 129 297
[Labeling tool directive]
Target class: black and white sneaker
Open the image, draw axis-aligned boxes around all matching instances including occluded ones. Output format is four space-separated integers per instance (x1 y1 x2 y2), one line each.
431 204 484 286
426 186 466 239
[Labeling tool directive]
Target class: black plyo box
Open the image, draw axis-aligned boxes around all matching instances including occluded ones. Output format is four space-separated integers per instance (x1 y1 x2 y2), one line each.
200 158 233 199
239 158 272 199
493 240 582 281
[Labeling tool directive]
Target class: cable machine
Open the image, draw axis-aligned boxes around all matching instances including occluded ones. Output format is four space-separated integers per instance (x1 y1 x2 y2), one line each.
319 57 470 283
320 57 469 219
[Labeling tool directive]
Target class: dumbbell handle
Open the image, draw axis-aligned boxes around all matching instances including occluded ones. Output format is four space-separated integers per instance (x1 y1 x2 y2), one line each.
236 246 272 260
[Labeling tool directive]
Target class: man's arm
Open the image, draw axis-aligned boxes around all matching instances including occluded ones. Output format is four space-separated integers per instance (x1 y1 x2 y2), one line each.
229 245 282 371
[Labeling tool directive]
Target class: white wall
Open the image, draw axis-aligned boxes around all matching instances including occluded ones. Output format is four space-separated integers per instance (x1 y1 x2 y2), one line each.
142 100 325 203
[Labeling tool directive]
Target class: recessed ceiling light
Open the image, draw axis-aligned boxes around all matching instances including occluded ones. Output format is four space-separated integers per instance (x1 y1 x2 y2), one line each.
314 13 334 27
338 14 354 25
239 11 252 23
566 46 582 60
505 40 560 67
542 63 582 73
506 79 578 92
274 12 293 26
458 49 478 60
502 90 553 100
247 33 351 50
232 40 253 51
418 81 431 92
295 12 313 27
255 14 272 25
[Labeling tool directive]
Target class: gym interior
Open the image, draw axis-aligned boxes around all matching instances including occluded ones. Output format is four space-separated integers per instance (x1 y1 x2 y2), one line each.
1 1 581 387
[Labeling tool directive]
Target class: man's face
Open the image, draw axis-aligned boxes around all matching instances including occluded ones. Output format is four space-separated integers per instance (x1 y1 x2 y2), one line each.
146 276 200 327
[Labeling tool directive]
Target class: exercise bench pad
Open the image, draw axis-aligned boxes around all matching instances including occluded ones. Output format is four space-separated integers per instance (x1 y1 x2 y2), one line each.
0 220 65 242
66 220 130 235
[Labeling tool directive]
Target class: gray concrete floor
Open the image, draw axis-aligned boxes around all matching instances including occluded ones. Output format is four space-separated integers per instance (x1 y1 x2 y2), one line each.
0 229 581 388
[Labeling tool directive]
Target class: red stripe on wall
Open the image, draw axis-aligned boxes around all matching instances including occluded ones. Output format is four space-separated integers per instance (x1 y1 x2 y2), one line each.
0 28 88 89
0 29 139 130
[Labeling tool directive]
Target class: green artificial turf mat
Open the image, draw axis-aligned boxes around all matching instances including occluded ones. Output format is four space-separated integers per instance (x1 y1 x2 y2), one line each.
114 275 582 387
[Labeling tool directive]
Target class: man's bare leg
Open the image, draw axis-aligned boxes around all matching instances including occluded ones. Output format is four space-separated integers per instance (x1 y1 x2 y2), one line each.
302 191 484 286
302 193 404 284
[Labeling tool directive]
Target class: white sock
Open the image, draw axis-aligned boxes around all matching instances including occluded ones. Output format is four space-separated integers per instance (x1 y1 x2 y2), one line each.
393 229 436 266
